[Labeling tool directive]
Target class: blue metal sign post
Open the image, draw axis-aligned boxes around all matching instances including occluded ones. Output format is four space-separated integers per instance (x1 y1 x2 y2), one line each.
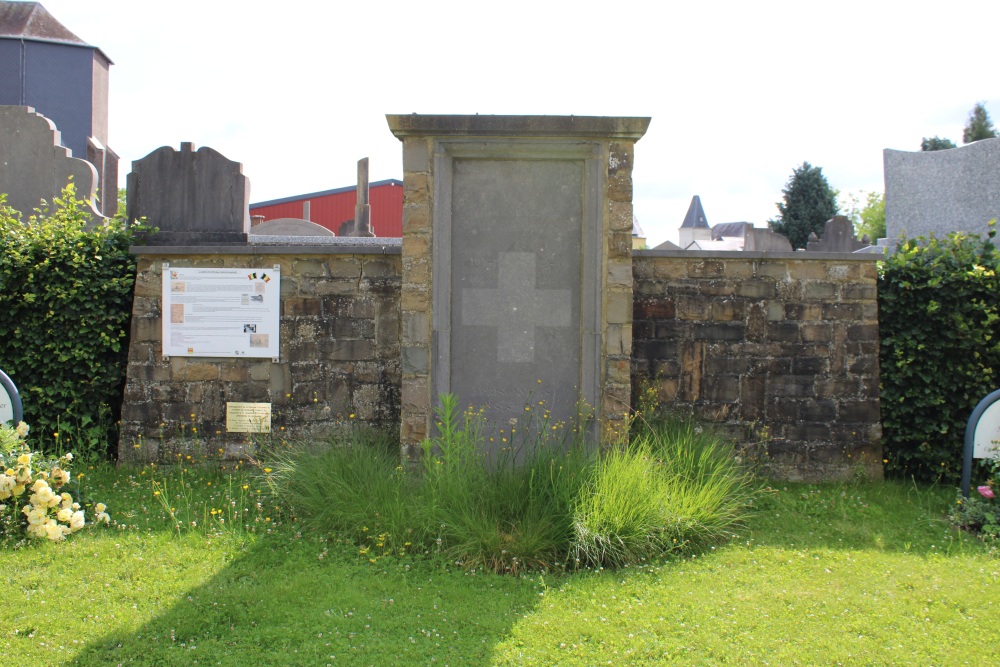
962 388 1000 498
0 368 23 425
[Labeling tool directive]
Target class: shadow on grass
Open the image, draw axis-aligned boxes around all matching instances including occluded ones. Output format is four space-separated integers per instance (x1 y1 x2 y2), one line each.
59 526 545 667
741 479 972 553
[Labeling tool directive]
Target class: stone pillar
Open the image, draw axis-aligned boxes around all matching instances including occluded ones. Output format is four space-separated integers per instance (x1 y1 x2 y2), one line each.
387 115 650 457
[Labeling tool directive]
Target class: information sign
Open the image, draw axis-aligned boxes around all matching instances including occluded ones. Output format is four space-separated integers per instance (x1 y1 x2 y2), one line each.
162 264 280 359
226 402 272 433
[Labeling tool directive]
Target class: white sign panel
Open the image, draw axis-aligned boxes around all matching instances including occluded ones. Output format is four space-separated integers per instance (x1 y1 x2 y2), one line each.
162 265 280 359
0 384 12 424
974 400 1000 459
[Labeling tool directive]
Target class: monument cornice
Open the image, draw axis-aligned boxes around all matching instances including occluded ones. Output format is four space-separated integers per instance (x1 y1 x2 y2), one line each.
386 114 651 140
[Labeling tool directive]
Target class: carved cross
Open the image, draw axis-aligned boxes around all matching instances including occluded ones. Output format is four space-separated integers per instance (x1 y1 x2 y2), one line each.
462 252 571 363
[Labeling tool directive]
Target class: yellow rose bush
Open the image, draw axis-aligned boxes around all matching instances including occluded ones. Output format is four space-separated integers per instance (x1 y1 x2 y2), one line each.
0 421 109 542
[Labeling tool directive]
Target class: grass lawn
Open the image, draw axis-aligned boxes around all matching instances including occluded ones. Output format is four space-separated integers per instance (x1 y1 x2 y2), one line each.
2 464 998 666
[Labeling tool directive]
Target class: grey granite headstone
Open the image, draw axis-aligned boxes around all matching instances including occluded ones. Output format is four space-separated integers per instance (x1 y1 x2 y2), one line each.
126 142 250 245
805 216 867 252
0 106 104 224
884 138 1000 243
450 159 582 421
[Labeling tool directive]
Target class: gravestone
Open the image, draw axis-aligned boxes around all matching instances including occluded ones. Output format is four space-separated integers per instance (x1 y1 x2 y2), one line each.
805 216 868 252
0 106 104 223
126 142 250 245
883 137 1000 244
388 114 650 456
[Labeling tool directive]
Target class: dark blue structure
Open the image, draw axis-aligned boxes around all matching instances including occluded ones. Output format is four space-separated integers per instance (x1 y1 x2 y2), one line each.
0 2 117 216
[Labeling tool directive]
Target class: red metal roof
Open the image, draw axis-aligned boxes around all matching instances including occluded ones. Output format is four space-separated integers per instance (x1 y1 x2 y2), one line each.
249 179 402 237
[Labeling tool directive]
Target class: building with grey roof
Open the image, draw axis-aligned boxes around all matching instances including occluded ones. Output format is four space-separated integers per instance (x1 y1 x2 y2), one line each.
0 1 117 215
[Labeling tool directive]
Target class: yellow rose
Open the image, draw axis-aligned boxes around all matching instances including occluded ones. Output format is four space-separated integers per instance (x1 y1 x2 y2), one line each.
15 422 29 438
70 510 86 531
56 507 73 523
32 479 49 493
12 483 25 496
44 520 65 541
36 487 55 504
16 453 31 466
95 503 106 514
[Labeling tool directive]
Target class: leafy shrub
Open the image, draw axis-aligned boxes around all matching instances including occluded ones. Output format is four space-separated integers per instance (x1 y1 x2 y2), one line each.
879 227 1000 482
264 394 757 573
0 186 141 459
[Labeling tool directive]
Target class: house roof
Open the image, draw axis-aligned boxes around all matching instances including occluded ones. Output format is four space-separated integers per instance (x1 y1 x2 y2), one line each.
712 222 753 240
0 1 111 61
680 195 709 229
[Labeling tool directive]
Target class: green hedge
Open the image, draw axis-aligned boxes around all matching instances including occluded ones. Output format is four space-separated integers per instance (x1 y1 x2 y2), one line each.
0 186 139 459
879 227 1000 482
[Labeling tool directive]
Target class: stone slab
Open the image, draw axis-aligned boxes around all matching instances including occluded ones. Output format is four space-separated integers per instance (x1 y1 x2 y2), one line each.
126 142 250 245
0 106 103 223
450 159 582 421
884 137 1000 242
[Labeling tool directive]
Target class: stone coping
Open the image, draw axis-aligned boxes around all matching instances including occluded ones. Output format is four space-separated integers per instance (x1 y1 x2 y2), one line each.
386 114 651 140
130 242 401 256
634 249 882 261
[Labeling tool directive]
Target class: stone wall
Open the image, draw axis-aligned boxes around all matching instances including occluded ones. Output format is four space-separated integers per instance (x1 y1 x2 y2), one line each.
632 250 882 482
120 247 400 464
120 244 883 481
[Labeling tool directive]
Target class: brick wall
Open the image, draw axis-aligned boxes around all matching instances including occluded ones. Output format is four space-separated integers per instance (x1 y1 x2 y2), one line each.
120 248 400 464
632 250 882 482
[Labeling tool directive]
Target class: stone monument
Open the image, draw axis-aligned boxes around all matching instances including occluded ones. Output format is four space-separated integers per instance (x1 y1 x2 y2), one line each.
883 137 1000 244
0 106 104 223
805 216 869 252
126 142 250 245
387 114 650 458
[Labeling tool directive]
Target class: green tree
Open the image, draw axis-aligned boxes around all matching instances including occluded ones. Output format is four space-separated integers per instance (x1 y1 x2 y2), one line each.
963 102 997 144
842 190 886 242
920 136 957 151
768 162 839 249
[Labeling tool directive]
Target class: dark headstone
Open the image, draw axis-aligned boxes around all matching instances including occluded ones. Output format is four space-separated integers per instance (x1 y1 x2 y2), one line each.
126 142 250 245
806 216 867 252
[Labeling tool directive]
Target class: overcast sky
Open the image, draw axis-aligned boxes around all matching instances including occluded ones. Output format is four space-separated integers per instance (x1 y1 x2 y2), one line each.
36 0 1000 246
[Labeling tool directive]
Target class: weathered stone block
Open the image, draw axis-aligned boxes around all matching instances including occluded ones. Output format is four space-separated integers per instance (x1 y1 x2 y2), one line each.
804 281 837 299
839 400 880 423
824 303 862 320
634 298 675 320
185 363 219 381
689 260 725 278
736 281 775 299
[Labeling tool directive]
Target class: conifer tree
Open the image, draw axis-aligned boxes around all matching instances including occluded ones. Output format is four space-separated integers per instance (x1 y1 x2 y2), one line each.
768 162 839 250
962 102 997 144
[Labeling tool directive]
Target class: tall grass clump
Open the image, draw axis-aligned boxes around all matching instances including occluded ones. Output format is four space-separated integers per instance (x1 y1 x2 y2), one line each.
572 419 757 568
261 427 418 553
265 395 757 573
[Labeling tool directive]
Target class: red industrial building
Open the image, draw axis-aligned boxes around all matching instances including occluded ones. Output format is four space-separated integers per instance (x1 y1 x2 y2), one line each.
249 179 403 237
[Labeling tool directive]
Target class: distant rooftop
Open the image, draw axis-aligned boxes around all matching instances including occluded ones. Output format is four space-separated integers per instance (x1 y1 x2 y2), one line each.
0 1 111 60
680 195 709 229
